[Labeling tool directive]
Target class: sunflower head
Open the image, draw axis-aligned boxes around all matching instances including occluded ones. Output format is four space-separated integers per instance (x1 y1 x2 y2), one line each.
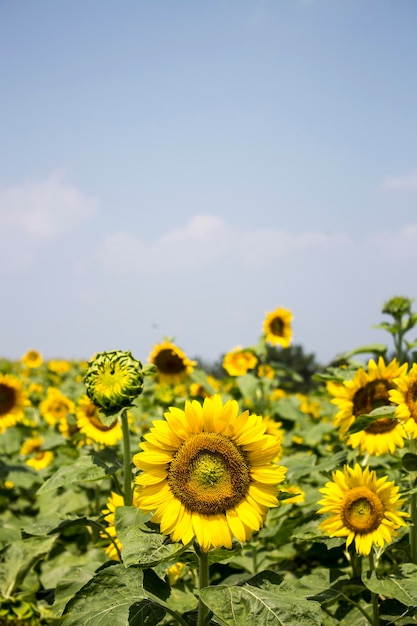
222 346 258 377
329 357 408 455
134 394 287 552
21 349 43 369
318 464 407 556
262 307 293 348
84 350 144 412
148 341 196 385
0 374 28 433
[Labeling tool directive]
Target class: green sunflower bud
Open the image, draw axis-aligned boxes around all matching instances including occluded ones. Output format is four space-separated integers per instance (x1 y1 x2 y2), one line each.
84 350 144 412
382 295 413 317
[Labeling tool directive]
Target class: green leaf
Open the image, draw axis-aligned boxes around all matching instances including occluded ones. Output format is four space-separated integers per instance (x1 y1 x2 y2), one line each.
237 374 259 401
199 582 322 625
336 343 388 359
0 535 56 598
62 564 146 625
115 507 188 568
51 565 100 617
37 453 118 494
363 563 417 606
347 406 396 435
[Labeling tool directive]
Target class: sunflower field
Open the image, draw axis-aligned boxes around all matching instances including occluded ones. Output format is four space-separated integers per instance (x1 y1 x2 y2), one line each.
2 297 417 626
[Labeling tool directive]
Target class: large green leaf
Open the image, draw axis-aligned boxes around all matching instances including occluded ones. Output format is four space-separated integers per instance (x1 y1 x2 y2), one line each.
37 453 117 494
0 535 56 598
200 582 322 625
62 564 147 625
363 563 417 607
116 506 188 568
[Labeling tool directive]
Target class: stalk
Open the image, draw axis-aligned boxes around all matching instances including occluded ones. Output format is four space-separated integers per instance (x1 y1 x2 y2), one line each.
410 439 417 564
195 543 211 626
120 408 132 506
368 551 380 626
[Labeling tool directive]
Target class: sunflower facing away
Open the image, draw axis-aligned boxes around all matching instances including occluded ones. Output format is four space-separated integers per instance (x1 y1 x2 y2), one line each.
133 394 287 552
318 464 407 556
222 346 258 377
149 341 196 385
390 363 417 439
76 394 123 446
262 307 293 348
328 357 408 456
0 374 28 433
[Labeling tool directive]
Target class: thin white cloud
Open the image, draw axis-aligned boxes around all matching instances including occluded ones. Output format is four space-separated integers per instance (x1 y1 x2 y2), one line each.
95 213 353 274
0 172 99 241
381 168 417 191
368 223 417 261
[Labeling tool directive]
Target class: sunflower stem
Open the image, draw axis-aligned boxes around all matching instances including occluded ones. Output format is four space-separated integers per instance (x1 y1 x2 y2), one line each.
368 551 380 626
195 544 211 626
410 439 417 564
120 408 132 506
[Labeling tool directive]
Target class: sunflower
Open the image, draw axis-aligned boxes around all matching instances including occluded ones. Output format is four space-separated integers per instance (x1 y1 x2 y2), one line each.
390 363 417 438
262 307 293 348
133 394 287 552
148 341 196 385
20 437 54 470
222 346 258 377
76 395 123 446
47 359 71 375
0 374 28 433
39 387 75 427
318 464 407 556
21 349 43 369
328 357 408 456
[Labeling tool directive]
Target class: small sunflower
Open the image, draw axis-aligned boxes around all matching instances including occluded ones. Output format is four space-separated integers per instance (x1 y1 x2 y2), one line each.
222 346 258 377
148 341 196 385
84 350 144 412
328 357 408 456
20 437 54 470
21 349 43 369
318 464 407 556
134 395 287 552
48 359 71 375
40 387 75 427
76 395 123 446
0 374 28 433
262 307 293 348
390 363 417 438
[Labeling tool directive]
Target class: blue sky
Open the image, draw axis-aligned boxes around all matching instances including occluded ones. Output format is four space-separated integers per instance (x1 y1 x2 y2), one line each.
1 0 417 365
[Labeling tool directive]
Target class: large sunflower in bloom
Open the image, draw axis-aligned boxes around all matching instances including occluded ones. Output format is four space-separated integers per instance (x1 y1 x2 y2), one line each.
328 357 408 456
0 374 28 433
133 395 287 552
222 346 258 377
76 395 123 446
149 341 196 385
318 464 407 556
390 363 417 438
262 307 293 348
